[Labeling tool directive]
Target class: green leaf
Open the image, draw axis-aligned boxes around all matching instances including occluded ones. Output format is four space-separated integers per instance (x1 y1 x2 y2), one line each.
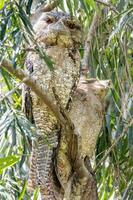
26 0 33 15
117 0 126 12
18 181 28 200
0 155 20 174
109 7 133 41
58 0 65 11
128 126 133 160
66 0 73 16
74 0 79 10
16 4 34 35
0 20 7 41
32 187 40 200
86 0 97 9
0 0 5 10
79 0 89 16
0 110 13 135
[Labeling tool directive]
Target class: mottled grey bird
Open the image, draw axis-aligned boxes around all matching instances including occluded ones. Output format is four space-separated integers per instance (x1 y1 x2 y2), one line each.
23 11 81 200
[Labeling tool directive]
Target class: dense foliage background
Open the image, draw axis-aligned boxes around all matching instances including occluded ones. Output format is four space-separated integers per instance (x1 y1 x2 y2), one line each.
0 0 132 199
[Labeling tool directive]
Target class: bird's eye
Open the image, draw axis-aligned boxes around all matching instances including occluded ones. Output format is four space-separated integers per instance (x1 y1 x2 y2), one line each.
69 23 75 29
45 17 53 24
41 16 54 24
65 20 81 30
66 21 75 29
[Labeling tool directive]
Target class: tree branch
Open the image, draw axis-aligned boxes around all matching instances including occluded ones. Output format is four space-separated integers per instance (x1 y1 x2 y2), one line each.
30 0 59 25
81 12 100 75
95 0 119 14
82 0 132 76
0 59 73 128
40 0 59 12
95 0 133 29
81 0 111 75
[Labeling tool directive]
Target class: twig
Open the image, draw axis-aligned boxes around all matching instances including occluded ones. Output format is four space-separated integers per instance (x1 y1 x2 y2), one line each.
81 12 100 75
40 0 59 12
95 0 133 29
94 119 133 172
95 0 119 14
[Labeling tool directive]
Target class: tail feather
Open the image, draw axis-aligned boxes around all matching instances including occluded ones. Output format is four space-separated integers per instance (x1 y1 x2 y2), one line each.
28 142 38 192
28 133 58 200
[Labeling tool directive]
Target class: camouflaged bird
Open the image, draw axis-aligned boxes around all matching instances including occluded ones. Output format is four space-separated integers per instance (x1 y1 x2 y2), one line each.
70 77 110 159
55 76 110 200
23 11 81 200
65 76 110 199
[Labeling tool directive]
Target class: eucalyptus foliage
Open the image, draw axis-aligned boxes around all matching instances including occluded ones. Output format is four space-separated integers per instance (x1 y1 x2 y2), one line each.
0 0 132 199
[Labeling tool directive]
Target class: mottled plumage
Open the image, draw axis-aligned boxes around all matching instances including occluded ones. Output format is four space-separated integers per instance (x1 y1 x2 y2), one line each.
23 11 81 199
70 77 110 158
56 76 110 199
67 76 110 199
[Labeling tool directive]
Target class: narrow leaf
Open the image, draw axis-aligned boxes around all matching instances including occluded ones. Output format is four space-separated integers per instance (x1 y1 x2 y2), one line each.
0 155 20 174
0 0 5 10
18 181 28 200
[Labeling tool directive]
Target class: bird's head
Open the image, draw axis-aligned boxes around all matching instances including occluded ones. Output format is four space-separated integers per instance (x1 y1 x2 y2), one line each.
33 11 82 48
79 77 111 100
